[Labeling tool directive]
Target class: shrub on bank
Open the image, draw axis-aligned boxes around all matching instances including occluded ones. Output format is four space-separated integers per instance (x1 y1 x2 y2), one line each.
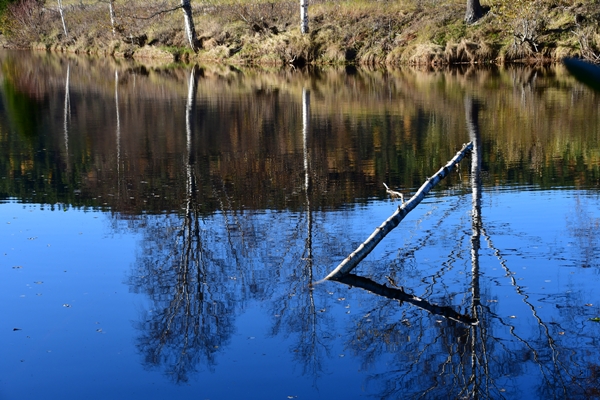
1 0 600 66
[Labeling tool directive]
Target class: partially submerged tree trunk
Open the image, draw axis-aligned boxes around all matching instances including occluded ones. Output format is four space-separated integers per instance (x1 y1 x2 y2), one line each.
323 142 473 281
300 0 308 34
464 0 484 25
181 0 198 51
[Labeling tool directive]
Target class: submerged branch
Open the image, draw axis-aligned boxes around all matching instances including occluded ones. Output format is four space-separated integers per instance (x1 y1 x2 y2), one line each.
323 142 473 281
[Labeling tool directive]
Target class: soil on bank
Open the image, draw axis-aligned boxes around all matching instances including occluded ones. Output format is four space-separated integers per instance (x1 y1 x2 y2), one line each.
1 0 599 66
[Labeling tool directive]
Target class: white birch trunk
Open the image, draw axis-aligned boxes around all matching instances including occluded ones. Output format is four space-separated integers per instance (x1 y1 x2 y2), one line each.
109 0 117 35
300 0 308 34
323 142 473 281
57 0 68 37
181 0 198 51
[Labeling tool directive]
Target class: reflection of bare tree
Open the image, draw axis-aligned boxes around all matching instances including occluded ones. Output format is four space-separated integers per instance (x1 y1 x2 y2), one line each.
334 96 594 399
567 195 600 269
63 62 70 171
269 87 333 381
129 66 238 382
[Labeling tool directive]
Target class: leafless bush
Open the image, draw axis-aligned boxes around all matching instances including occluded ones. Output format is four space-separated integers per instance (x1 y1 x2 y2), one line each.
573 26 600 64
219 0 297 33
4 0 49 47
512 15 545 52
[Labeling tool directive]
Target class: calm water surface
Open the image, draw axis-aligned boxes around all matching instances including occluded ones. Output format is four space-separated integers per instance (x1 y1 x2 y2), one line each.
1 51 600 399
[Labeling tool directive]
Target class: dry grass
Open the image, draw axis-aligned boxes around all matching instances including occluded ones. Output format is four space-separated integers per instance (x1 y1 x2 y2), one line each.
2 0 600 65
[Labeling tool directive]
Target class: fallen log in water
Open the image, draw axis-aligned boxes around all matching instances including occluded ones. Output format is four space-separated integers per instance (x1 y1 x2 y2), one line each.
324 142 473 281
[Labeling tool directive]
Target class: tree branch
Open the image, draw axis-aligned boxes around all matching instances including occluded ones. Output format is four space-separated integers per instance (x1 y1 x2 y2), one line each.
132 5 183 20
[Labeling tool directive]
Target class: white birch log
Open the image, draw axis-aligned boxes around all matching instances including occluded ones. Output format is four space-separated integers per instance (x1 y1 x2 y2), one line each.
323 141 473 281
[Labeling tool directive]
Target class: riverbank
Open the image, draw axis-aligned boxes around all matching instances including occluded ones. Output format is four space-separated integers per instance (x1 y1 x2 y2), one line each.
1 0 599 66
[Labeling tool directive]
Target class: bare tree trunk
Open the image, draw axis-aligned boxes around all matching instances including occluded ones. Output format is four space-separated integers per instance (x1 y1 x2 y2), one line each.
181 0 198 51
464 0 484 25
300 0 308 34
57 0 68 37
109 0 117 35
323 142 473 281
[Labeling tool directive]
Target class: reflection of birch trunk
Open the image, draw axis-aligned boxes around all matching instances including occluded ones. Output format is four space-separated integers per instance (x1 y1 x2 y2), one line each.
324 142 473 280
185 65 199 219
186 66 198 164
302 88 312 263
466 95 484 395
300 0 309 34
303 88 319 373
57 0 68 37
115 69 121 201
63 63 70 169
466 95 482 313
181 0 198 51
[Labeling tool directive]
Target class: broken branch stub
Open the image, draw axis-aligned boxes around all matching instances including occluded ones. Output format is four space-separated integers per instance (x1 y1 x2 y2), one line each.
324 142 474 281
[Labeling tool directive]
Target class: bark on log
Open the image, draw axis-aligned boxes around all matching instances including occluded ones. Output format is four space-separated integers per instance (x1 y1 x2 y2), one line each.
323 142 473 281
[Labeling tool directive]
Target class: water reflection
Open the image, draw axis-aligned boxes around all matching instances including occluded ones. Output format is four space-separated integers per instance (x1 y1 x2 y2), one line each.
1 51 600 398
